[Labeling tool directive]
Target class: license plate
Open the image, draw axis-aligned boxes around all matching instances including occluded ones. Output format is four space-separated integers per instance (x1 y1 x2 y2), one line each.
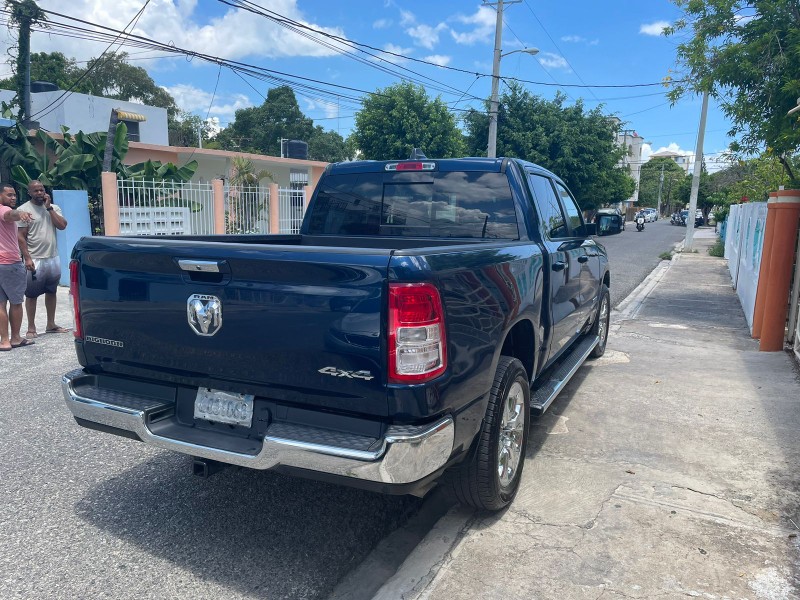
194 388 254 427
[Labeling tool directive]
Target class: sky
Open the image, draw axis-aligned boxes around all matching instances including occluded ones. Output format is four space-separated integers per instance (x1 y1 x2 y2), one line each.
0 0 735 170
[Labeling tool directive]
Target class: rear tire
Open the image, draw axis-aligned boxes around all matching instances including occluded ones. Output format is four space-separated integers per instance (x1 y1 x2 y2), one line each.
449 357 530 511
589 284 610 358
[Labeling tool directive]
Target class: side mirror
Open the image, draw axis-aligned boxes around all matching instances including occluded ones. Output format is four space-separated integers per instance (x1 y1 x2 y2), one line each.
583 223 598 236
596 215 622 236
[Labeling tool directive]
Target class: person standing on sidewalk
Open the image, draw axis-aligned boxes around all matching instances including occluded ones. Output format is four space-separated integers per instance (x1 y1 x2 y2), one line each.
16 180 69 338
0 183 35 351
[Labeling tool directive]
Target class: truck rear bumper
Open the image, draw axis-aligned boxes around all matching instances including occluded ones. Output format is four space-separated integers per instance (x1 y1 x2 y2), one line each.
62 369 454 485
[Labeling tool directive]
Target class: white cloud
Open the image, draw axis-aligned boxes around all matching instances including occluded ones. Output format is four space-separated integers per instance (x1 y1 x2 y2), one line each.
561 35 585 43
424 54 451 67
373 18 392 29
303 98 339 119
0 0 353 68
641 143 653 163
399 10 416 27
163 83 251 119
450 6 495 45
538 52 569 70
640 21 670 36
381 44 414 65
406 23 448 49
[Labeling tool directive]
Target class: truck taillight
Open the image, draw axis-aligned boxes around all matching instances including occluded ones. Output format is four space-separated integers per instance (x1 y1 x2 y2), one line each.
388 283 447 383
69 259 82 339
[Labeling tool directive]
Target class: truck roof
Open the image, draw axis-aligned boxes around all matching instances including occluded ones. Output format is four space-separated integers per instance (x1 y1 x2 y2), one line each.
326 156 558 178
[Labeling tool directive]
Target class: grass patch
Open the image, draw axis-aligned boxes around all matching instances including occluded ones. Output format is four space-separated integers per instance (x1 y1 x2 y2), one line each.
659 251 673 261
708 237 725 257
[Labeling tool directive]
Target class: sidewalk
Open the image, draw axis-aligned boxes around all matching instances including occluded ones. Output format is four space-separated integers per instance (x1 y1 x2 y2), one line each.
376 229 800 599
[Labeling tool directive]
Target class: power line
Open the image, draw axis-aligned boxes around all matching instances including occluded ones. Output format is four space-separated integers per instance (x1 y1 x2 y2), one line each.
28 0 152 121
522 0 600 102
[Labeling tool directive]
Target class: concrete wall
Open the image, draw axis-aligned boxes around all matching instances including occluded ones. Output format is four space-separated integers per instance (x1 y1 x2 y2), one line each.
0 89 168 145
53 190 92 286
32 91 168 145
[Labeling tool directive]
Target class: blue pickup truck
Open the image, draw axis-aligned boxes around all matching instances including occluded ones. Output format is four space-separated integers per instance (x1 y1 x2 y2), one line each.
62 157 622 511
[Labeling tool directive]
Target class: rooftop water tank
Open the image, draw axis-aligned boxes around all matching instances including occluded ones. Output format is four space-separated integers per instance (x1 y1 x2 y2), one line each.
31 81 59 93
282 139 308 160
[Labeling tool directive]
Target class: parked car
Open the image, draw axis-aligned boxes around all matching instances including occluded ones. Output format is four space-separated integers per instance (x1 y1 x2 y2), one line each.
644 208 658 222
595 208 626 233
62 156 622 511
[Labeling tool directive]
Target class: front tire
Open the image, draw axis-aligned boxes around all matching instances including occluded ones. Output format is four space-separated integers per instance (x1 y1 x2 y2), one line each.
589 284 610 358
450 357 530 511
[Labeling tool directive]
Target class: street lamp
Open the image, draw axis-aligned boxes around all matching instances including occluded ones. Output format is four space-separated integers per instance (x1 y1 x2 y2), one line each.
487 47 539 158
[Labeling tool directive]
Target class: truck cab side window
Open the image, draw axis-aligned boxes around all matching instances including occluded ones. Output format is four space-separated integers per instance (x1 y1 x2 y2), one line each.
554 182 584 235
527 173 567 239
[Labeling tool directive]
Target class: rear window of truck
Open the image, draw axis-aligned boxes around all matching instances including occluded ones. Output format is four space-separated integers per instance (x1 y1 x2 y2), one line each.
306 171 519 239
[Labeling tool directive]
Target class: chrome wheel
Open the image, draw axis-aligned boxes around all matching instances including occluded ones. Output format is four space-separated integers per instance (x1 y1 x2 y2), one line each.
598 295 609 347
498 380 526 488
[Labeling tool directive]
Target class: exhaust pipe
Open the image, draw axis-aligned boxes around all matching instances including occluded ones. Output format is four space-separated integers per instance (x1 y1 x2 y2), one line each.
192 457 226 478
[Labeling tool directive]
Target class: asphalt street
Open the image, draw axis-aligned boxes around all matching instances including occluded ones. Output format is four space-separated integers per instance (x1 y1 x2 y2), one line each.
598 217 689 307
0 223 690 599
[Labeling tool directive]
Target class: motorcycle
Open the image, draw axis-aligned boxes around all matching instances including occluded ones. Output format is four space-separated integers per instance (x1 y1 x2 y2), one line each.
635 213 646 232
670 213 683 226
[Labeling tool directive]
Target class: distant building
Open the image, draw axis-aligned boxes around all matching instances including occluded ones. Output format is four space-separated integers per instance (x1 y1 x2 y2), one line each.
0 87 168 145
612 118 646 207
650 149 693 174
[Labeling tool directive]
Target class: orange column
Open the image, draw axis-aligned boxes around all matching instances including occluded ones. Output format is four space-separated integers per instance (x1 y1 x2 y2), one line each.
758 190 800 351
101 172 119 236
751 206 778 338
211 179 225 234
269 182 280 234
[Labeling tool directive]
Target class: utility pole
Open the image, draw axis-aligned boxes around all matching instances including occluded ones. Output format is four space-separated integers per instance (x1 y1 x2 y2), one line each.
656 163 664 217
684 91 709 251
9 0 45 127
486 0 521 159
198 122 203 149
486 0 505 159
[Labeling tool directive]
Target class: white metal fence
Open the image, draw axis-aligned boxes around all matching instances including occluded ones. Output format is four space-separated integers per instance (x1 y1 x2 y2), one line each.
117 179 215 236
224 185 270 234
724 202 768 332
279 188 305 234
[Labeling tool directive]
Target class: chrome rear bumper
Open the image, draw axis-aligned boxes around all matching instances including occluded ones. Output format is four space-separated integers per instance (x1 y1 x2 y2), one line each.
62 370 454 485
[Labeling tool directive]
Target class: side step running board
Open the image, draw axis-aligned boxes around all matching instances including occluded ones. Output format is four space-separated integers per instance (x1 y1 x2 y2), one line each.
530 335 599 416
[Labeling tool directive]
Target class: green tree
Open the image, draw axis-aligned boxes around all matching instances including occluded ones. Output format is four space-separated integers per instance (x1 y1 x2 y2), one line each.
463 83 634 210
666 0 800 181
168 111 212 147
352 82 465 160
307 126 351 162
0 51 78 92
638 157 686 209
216 86 314 155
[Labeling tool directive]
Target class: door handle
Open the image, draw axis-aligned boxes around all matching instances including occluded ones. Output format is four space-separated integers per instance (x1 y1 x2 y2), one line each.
552 261 566 272
577 255 589 263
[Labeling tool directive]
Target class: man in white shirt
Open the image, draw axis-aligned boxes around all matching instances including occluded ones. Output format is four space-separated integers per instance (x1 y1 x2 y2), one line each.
17 180 69 338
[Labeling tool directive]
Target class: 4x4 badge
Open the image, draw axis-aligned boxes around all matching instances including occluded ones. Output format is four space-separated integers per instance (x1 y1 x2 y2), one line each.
318 367 374 381
188 294 222 336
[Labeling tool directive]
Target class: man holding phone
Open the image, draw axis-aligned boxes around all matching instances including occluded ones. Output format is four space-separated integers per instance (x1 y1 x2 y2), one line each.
17 180 69 338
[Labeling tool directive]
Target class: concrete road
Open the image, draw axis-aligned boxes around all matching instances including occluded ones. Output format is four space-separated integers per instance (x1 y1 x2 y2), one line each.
0 289 421 600
596 218 688 307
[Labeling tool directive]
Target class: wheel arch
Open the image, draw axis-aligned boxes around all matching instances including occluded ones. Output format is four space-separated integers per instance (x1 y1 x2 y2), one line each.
498 317 537 383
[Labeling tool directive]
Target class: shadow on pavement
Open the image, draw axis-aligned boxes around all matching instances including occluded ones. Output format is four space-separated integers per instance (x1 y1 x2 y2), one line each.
75 452 421 599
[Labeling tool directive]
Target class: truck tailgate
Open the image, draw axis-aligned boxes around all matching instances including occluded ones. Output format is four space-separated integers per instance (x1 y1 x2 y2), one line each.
76 238 392 416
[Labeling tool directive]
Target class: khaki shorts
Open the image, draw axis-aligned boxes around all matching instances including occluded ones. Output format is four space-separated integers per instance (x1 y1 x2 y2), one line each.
25 256 61 298
0 262 27 304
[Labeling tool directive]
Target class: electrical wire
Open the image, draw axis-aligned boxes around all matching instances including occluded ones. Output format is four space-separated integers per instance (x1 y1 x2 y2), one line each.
28 0 152 121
